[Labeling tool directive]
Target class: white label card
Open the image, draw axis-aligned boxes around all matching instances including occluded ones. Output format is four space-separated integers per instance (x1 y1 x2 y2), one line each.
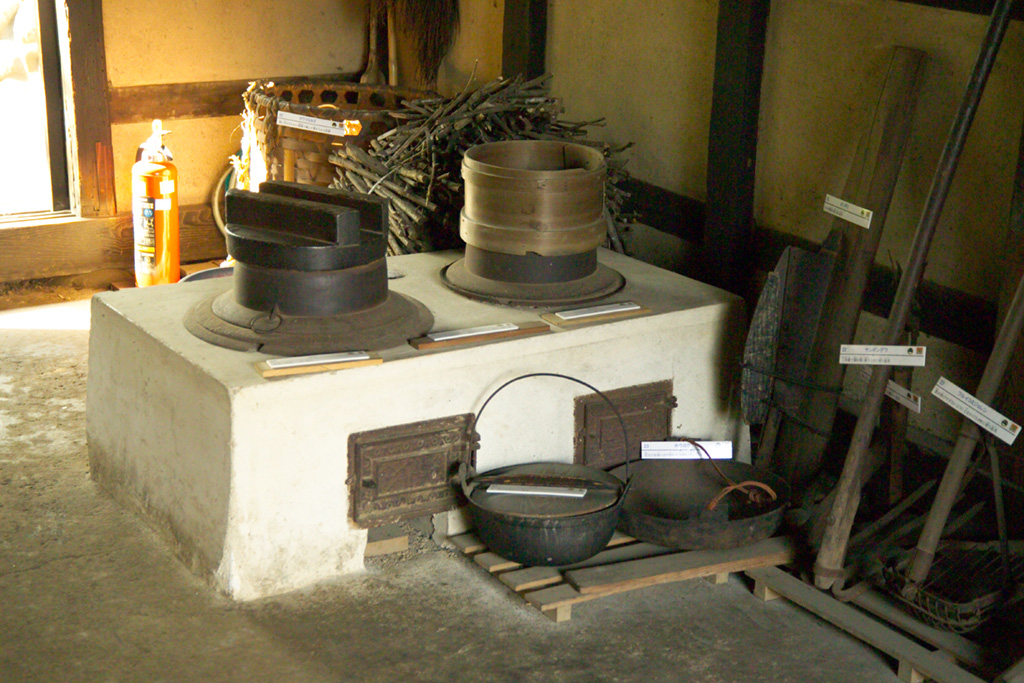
486 484 587 498
824 194 873 229
276 111 361 137
427 323 518 342
263 351 370 370
858 368 921 414
641 441 732 460
554 301 641 321
840 345 926 367
931 377 1021 446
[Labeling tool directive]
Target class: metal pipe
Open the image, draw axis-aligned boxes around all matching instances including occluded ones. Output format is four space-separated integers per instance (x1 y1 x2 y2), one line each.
813 0 1016 590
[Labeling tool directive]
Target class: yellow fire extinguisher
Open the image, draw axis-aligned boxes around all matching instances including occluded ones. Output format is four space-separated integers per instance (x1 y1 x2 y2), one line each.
132 119 180 286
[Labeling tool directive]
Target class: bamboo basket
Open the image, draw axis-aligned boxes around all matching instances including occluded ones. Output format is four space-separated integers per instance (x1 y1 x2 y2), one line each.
240 79 426 189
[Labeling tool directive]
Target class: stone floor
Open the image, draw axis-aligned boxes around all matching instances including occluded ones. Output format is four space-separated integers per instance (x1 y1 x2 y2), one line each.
0 294 920 682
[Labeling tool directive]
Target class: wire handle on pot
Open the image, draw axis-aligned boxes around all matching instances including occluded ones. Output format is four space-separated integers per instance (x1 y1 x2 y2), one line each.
468 372 633 482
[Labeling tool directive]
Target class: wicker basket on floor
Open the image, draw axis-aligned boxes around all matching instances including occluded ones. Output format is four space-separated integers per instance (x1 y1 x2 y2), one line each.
240 79 426 189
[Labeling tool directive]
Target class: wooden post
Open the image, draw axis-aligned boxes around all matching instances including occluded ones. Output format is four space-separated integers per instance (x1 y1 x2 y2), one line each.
700 0 770 292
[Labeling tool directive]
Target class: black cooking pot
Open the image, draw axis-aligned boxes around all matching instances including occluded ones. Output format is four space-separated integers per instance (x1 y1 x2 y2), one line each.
459 462 627 566
609 459 789 550
457 373 631 566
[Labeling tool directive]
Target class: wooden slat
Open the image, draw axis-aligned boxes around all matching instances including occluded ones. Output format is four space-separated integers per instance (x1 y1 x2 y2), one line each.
848 589 984 668
255 356 383 379
745 567 986 683
473 552 521 573
0 204 226 284
108 72 359 125
541 306 651 327
565 537 795 596
448 533 486 555
499 541 673 592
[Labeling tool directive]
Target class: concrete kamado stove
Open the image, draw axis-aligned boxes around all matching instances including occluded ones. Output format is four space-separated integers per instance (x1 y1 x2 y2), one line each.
86 249 746 600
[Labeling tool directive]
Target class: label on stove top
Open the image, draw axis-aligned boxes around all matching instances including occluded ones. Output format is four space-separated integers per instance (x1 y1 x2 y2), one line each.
641 441 732 460
931 377 1021 445
554 301 641 321
486 484 587 498
262 351 370 370
824 194 873 229
840 345 926 366
427 323 518 342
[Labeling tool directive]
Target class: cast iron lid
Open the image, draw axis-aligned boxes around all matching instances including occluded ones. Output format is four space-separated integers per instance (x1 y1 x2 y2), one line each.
466 462 622 519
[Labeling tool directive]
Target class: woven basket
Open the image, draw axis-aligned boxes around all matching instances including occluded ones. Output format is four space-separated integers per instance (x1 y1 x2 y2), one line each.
240 79 426 188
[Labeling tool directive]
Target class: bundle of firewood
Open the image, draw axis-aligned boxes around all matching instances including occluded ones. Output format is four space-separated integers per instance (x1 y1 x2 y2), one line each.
328 74 635 255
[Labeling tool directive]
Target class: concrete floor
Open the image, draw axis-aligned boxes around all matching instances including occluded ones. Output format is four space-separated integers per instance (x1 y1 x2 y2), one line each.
0 297 906 682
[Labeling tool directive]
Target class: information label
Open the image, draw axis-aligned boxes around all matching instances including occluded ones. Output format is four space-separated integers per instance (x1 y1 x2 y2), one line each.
486 484 587 498
427 323 518 342
824 194 873 229
554 301 641 321
858 368 922 414
276 111 363 138
263 351 370 370
931 377 1021 445
640 440 732 460
840 345 926 367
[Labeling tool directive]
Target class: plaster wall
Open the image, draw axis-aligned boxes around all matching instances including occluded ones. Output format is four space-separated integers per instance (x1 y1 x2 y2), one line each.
546 0 1024 302
102 0 367 209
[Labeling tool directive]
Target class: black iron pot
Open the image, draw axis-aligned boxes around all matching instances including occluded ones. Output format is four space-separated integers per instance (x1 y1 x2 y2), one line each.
609 459 789 550
457 372 632 566
459 462 628 566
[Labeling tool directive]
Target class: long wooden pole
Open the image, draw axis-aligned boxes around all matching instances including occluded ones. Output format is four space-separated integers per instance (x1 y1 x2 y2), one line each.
813 0 1015 590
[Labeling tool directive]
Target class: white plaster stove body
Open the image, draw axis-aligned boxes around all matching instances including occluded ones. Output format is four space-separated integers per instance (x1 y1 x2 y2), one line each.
86 249 746 599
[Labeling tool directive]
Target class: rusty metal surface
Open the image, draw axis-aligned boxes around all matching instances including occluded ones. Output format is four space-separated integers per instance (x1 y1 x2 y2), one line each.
574 380 676 470
348 414 474 527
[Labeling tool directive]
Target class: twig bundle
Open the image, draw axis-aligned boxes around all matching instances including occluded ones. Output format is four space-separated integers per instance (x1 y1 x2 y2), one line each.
328 74 635 256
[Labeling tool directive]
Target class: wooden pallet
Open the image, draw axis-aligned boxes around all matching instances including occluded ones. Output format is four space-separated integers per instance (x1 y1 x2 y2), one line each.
450 531 795 622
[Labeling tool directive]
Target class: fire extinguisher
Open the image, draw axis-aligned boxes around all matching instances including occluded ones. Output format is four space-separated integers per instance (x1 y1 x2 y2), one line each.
132 119 180 286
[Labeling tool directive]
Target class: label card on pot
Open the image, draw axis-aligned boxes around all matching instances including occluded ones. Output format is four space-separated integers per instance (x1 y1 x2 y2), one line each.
840 344 926 366
486 484 587 498
641 441 732 460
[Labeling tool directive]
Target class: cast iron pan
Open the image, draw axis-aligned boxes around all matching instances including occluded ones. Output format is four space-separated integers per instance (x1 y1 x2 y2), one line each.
609 459 789 550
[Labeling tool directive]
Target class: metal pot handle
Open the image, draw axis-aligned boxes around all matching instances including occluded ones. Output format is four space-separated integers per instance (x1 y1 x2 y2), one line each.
467 372 633 482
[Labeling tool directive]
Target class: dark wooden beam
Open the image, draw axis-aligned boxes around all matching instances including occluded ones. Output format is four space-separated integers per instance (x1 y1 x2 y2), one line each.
618 178 705 244
108 72 359 125
622 177 995 354
896 0 1024 19
502 0 548 79
62 0 115 217
748 225 996 354
701 0 771 292
0 205 226 283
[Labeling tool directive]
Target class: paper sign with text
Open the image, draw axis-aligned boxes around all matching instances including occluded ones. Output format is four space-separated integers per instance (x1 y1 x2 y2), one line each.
931 377 1021 446
840 345 926 367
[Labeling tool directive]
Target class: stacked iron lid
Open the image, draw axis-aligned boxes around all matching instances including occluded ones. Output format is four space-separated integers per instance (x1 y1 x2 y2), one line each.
184 181 432 355
441 140 625 307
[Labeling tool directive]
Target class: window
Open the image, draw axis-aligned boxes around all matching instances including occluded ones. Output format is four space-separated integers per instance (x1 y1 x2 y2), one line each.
0 0 68 216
